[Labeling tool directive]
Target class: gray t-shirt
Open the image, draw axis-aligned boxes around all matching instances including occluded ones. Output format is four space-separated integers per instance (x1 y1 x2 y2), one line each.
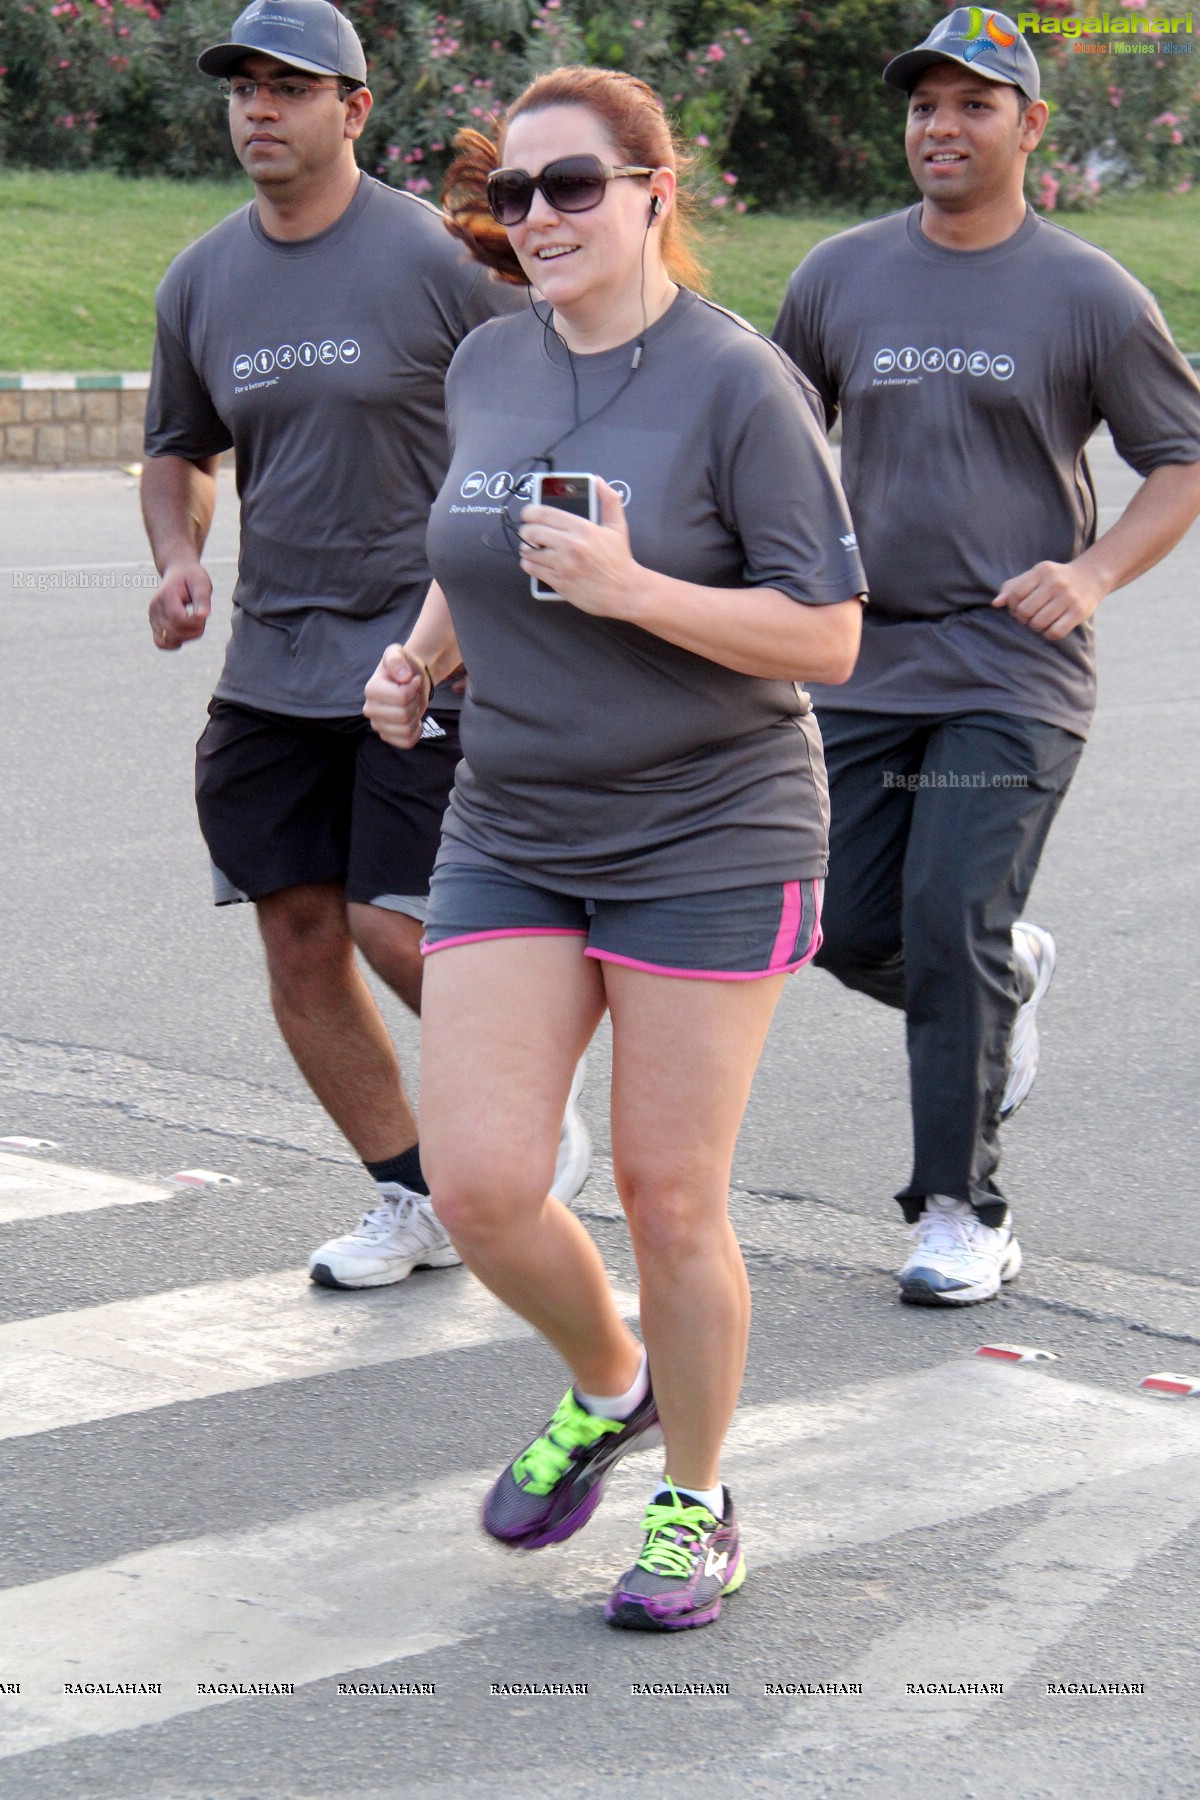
425 289 866 899
773 205 1200 737
144 174 516 716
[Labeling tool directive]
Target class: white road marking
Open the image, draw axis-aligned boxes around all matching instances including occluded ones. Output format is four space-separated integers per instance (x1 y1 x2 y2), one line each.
0 1152 172 1225
2 1361 1199 1758
0 1270 530 1442
771 1453 1200 1756
0 1271 640 1443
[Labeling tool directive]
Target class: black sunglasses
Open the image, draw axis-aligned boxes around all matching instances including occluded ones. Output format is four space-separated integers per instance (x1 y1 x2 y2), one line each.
487 155 655 226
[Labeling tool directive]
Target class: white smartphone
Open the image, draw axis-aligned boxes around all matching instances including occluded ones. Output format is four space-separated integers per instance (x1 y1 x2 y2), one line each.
529 471 599 600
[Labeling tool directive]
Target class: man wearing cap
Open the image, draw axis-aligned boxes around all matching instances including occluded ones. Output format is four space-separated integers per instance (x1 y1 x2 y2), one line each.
142 1 588 1290
774 8 1200 1305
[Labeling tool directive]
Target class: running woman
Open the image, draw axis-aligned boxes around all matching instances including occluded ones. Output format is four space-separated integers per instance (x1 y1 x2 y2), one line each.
365 66 865 1631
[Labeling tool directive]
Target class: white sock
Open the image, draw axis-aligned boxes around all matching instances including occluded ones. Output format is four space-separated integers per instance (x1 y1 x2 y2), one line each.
576 1348 649 1421
656 1478 725 1518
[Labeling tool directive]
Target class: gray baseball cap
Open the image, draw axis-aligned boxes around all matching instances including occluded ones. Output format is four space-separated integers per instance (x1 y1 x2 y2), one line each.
198 0 367 83
884 8 1040 101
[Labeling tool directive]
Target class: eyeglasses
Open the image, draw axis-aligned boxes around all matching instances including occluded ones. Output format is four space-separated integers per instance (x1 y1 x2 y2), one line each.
219 77 351 104
486 155 655 226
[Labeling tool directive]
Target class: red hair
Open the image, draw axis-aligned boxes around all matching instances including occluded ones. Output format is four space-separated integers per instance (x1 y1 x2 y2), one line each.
441 65 706 292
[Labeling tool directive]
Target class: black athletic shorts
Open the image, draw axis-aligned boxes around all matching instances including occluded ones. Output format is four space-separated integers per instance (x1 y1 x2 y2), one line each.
194 699 461 911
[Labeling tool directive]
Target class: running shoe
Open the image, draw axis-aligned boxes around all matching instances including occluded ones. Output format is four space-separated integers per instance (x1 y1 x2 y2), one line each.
1001 921 1057 1119
307 1186 461 1289
550 1054 591 1204
898 1194 1022 1306
483 1385 660 1550
605 1483 746 1632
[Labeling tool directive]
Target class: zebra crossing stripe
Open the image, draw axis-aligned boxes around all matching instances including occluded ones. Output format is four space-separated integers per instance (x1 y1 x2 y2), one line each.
0 1271 643 1443
0 1270 533 1443
0 1152 172 1225
1 1361 1198 1759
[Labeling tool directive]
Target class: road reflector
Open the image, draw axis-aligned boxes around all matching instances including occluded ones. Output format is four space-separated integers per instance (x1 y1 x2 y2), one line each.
975 1344 1057 1364
168 1169 239 1188
1139 1373 1200 1398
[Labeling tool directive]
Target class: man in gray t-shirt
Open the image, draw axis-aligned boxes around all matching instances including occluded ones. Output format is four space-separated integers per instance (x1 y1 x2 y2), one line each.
773 8 1200 1306
140 0 577 1290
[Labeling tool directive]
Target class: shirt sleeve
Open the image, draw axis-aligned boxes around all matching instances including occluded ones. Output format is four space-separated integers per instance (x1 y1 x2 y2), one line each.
142 301 233 462
1092 299 1200 476
716 347 866 607
771 265 840 432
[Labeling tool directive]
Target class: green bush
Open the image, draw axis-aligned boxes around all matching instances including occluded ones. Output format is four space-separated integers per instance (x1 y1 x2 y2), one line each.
1 0 1198 210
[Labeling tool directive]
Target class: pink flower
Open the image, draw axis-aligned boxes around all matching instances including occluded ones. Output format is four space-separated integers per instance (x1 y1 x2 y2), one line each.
1175 178 1193 193
1171 129 1183 145
722 171 738 185
1107 86 1123 107
705 43 726 62
1120 1 1147 9
632 16 644 25
405 176 433 194
63 112 75 127
694 133 710 147
386 145 400 161
1154 112 1180 127
735 199 747 214
1037 171 1059 212
710 194 728 208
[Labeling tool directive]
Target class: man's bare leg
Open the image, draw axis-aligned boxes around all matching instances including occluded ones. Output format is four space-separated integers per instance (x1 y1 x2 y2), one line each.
256 881 418 1160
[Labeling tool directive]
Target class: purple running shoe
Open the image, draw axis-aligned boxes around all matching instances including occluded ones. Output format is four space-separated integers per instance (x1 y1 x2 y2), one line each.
605 1483 745 1631
482 1386 660 1551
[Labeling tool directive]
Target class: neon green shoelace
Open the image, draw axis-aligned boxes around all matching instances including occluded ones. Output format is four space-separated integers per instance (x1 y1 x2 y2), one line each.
512 1392 623 1496
635 1488 717 1579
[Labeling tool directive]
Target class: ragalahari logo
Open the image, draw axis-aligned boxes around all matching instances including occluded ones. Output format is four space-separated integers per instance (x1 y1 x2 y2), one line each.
962 9 1019 61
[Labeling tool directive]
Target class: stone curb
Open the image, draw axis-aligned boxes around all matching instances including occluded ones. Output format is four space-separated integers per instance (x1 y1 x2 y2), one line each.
0 374 149 469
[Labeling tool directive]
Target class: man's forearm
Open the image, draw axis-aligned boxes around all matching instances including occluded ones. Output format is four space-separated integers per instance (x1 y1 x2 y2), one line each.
141 453 220 571
1080 460 1200 597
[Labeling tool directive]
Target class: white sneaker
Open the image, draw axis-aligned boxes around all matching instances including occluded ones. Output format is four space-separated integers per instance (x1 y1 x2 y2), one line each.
550 1054 591 1204
307 1185 462 1289
898 1194 1022 1306
1001 921 1056 1118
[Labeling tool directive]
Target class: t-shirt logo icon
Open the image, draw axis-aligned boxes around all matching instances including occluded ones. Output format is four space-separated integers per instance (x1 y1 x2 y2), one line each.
921 347 945 373
991 354 1015 381
610 480 632 507
485 471 513 500
276 344 297 370
232 354 253 381
460 470 487 499
873 348 896 374
513 474 534 499
946 349 967 374
253 348 275 374
338 339 361 364
318 340 339 365
897 347 920 374
968 351 991 377
298 342 318 367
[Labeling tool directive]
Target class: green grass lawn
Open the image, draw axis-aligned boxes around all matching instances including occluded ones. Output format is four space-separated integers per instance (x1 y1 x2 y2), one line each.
1 167 1198 369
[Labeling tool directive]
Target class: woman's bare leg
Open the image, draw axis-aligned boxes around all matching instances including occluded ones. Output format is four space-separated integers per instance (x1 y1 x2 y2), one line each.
603 964 786 1491
419 936 642 1396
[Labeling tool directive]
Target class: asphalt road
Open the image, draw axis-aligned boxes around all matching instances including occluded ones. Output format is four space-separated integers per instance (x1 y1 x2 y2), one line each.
0 439 1198 1800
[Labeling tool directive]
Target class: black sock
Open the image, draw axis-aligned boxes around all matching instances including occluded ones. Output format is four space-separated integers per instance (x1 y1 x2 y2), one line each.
363 1145 428 1195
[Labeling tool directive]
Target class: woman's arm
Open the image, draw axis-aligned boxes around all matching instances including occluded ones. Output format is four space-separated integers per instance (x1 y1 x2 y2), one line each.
363 581 462 747
519 482 863 684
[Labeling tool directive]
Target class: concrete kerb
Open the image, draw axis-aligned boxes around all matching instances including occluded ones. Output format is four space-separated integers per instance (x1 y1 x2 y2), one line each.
0 373 149 469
